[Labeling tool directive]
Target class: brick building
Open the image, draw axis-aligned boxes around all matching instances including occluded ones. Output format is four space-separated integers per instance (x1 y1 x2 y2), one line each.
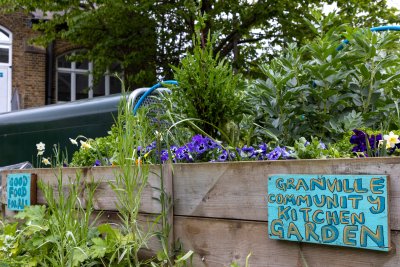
0 11 121 113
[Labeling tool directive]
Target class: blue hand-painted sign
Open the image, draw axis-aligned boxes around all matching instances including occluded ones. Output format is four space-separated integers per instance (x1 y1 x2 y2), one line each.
268 174 390 251
7 173 34 211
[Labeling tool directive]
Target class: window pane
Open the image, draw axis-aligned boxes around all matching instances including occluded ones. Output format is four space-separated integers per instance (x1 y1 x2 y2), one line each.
110 76 122 94
0 48 9 63
93 77 105 97
58 54 71 68
57 73 71 101
76 74 89 100
0 29 10 42
76 59 89 70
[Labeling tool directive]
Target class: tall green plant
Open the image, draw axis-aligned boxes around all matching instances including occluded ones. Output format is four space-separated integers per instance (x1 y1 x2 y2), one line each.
170 19 245 142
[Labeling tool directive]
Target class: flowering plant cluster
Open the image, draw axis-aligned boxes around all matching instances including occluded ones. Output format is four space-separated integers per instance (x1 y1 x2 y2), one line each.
350 129 400 157
134 134 294 165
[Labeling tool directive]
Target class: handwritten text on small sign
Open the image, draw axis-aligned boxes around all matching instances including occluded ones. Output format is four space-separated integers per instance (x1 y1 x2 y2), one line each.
267 174 390 251
7 173 37 211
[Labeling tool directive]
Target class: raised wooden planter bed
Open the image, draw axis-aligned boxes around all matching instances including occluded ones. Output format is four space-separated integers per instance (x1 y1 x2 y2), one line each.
1 158 400 267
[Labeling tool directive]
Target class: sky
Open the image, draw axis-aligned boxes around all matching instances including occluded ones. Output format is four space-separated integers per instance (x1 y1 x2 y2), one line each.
388 0 400 9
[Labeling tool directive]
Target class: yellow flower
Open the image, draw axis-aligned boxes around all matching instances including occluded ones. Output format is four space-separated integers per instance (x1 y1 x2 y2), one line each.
42 157 51 166
383 131 400 148
80 140 92 150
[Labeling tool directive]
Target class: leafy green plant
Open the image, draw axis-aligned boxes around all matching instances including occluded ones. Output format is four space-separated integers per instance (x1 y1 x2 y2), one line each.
70 130 118 167
249 11 400 146
169 15 245 143
293 137 341 159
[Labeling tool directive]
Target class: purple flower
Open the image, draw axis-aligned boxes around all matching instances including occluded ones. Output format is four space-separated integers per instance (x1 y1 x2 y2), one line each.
241 145 255 158
267 146 283 160
217 150 228 162
350 129 368 153
204 137 220 149
281 147 291 159
195 140 208 154
368 134 382 150
175 146 191 161
160 150 169 162
94 159 101 166
170 145 178 154
255 143 268 159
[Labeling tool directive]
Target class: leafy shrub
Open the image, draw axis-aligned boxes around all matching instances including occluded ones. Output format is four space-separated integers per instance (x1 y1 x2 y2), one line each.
169 27 245 143
249 11 400 145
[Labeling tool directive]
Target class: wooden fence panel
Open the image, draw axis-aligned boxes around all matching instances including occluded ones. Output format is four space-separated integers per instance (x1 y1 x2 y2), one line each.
173 158 400 230
174 216 400 267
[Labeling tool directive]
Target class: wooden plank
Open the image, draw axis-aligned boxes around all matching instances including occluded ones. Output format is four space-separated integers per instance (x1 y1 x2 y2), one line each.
173 158 400 230
93 211 163 257
1 165 165 215
174 216 400 267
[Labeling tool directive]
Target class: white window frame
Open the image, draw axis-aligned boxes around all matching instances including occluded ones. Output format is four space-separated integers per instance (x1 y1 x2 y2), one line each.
56 50 118 102
0 26 12 112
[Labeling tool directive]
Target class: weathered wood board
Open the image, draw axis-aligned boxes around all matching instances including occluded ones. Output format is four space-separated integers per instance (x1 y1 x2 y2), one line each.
173 158 400 231
1 158 400 267
175 216 400 267
1 166 163 214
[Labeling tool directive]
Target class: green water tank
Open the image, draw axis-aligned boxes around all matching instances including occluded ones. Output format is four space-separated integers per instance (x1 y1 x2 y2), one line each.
0 94 121 167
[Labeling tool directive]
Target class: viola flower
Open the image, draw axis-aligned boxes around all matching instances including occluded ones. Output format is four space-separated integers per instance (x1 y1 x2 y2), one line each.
281 147 291 159
176 146 190 161
383 131 400 148
195 141 208 154
186 142 196 153
204 137 220 149
267 146 283 160
36 142 45 151
255 143 268 159
369 134 382 150
217 150 228 162
159 149 169 162
241 145 255 158
350 129 368 153
94 159 101 166
170 145 178 154
191 134 204 144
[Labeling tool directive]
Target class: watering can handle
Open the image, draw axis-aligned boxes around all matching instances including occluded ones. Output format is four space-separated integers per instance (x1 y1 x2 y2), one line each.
337 25 400 50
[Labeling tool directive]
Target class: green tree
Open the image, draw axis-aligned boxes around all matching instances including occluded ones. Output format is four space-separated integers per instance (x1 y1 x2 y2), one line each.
0 0 398 81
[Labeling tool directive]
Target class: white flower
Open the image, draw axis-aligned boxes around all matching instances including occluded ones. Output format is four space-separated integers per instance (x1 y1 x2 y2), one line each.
42 157 51 166
36 142 45 151
80 140 92 150
383 131 400 148
69 138 78 146
37 150 44 156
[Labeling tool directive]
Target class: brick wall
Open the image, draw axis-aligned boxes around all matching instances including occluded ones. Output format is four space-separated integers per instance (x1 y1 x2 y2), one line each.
0 11 46 109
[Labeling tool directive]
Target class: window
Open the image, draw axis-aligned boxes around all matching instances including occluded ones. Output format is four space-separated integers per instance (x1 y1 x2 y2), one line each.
0 28 11 64
56 51 122 102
